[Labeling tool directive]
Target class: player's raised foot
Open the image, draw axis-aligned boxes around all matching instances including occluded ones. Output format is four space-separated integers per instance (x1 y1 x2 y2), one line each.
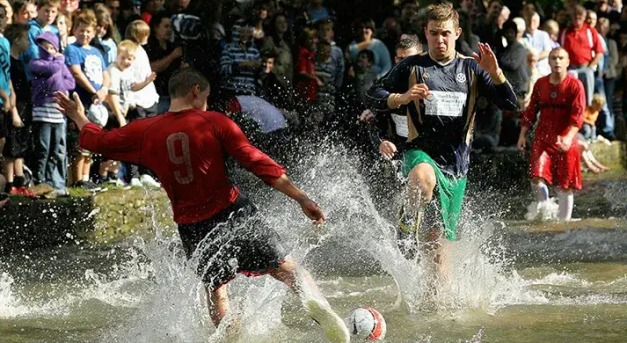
304 298 350 343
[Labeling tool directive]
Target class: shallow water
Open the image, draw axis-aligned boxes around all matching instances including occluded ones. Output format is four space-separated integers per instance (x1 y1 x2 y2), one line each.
1 144 626 342
3 245 627 343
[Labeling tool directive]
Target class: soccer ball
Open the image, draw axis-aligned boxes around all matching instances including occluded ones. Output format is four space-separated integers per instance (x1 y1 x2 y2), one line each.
345 306 386 341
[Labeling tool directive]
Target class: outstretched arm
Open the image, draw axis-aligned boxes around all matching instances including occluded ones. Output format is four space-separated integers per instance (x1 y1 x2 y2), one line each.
473 43 518 111
216 117 325 224
54 91 142 163
271 175 326 224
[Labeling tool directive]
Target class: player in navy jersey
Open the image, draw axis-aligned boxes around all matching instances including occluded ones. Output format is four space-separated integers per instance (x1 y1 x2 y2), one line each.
367 4 517 294
55 68 350 343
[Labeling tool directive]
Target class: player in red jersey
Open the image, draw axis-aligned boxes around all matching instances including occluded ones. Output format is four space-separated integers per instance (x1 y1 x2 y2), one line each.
55 68 350 343
518 47 586 221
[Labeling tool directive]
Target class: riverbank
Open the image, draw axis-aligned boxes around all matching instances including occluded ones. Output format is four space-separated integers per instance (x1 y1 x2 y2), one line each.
0 141 624 254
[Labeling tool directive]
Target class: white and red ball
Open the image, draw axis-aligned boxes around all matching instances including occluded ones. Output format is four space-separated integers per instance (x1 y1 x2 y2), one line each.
345 306 386 341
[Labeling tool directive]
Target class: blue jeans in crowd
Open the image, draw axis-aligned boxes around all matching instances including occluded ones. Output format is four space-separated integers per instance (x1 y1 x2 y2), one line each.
157 96 171 115
581 123 597 140
601 77 616 138
33 120 67 190
568 66 595 105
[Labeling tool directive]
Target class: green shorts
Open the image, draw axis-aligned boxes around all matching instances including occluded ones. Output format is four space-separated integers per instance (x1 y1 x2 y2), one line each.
402 149 467 241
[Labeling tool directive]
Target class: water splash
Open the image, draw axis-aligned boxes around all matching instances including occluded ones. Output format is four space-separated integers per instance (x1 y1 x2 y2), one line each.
4 141 621 342
0 272 29 318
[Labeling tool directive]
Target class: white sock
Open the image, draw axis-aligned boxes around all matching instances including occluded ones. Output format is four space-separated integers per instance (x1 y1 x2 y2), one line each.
82 175 89 182
557 189 574 221
531 181 549 205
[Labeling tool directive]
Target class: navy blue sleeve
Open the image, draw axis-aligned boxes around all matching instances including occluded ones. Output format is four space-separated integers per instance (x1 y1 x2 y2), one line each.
473 60 518 111
365 56 416 112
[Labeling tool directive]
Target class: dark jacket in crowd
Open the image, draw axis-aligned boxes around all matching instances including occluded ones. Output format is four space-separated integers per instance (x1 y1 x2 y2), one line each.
496 40 529 97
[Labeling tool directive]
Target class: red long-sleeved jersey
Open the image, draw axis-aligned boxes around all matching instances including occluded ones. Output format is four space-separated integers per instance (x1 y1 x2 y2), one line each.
522 74 585 142
522 74 585 189
79 109 286 224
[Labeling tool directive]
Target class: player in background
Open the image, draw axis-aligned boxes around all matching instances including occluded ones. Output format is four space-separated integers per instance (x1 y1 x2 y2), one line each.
517 47 586 221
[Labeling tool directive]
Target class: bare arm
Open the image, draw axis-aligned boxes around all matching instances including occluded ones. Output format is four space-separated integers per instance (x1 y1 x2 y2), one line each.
105 93 127 126
9 80 15 109
69 65 98 94
131 72 156 91
589 52 603 69
150 47 182 73
271 174 326 224
0 89 10 112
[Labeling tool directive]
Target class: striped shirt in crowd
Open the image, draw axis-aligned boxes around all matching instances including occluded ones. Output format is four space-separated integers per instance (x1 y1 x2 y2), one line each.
315 59 337 110
220 42 261 95
33 102 65 124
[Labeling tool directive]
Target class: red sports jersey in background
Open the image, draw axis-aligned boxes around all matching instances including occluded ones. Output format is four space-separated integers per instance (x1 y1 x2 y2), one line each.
522 74 586 190
79 109 286 224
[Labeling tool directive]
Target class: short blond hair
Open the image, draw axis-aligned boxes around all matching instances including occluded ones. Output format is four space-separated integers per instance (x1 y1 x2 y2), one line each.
426 3 459 28
117 39 138 55
125 19 150 43
543 19 559 36
591 93 606 109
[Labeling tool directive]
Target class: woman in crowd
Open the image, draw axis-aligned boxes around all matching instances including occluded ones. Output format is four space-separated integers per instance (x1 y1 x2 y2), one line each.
145 11 182 114
261 13 294 88
347 18 391 78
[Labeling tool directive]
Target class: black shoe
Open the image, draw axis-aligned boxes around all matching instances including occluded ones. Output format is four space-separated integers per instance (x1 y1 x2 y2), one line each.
74 180 102 192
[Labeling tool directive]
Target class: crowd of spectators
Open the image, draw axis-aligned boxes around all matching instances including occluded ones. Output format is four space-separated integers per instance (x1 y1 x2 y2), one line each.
0 0 625 198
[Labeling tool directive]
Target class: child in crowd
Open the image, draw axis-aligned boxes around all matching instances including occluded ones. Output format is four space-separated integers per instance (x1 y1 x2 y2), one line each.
5 24 31 159
93 3 116 66
314 41 336 126
0 5 25 195
54 11 69 52
29 31 75 195
124 19 158 118
4 23 32 196
106 40 136 127
12 0 36 25
295 28 320 104
581 93 605 141
121 19 160 189
353 48 378 106
21 0 59 78
64 9 108 190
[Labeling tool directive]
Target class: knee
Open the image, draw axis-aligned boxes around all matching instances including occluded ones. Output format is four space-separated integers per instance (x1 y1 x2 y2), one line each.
408 164 436 191
210 284 228 302
271 258 297 279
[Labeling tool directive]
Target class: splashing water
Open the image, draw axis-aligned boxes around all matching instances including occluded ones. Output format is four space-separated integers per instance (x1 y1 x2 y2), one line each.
5 141 624 342
0 272 28 318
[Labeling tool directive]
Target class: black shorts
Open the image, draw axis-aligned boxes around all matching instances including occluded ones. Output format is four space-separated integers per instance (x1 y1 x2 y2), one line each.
3 112 30 158
178 195 286 290
0 111 6 139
